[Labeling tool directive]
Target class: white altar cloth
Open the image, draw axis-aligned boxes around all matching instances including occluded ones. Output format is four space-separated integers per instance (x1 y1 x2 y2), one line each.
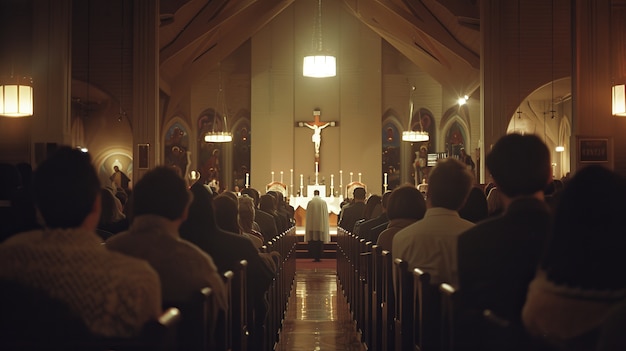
290 195 344 215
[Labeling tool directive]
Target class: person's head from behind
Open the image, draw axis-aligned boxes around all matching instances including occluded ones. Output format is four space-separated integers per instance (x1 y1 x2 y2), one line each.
427 158 473 210
240 187 260 207
132 166 190 221
238 195 256 233
313 189 320 196
33 146 101 229
180 182 216 238
213 193 240 233
259 194 276 213
386 185 426 221
353 187 366 201
364 194 382 220
541 165 626 290
267 190 283 205
486 133 551 198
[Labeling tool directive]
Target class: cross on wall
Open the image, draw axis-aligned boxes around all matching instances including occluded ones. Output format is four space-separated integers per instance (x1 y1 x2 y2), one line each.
296 109 338 164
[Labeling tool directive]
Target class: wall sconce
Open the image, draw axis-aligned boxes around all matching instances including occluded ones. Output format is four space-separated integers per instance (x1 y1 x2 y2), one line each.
0 75 33 117
612 84 626 116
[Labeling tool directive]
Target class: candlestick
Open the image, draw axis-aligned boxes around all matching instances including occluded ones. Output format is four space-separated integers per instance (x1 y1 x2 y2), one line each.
290 169 294 197
280 171 284 183
350 172 353 183
300 174 303 187
359 172 362 183
384 172 388 186
331 174 334 187
315 162 319 185
271 171 275 182
245 173 250 188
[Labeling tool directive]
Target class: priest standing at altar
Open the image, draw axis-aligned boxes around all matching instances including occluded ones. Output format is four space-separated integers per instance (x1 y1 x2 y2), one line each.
305 190 330 262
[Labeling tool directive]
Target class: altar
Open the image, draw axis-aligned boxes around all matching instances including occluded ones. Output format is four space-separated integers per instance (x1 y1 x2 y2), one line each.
290 195 343 215
289 193 344 228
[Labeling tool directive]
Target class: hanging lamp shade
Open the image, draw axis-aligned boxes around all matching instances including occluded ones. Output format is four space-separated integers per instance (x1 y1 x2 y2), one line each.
303 0 336 78
303 55 336 78
204 131 232 143
402 130 430 142
204 66 232 143
0 75 33 117
402 85 429 142
612 84 626 116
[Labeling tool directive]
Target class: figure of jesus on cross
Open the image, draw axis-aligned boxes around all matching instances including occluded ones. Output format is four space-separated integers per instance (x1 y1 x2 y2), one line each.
298 109 336 163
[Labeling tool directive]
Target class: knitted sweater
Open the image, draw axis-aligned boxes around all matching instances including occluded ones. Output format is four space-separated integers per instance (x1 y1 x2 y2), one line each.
0 227 162 338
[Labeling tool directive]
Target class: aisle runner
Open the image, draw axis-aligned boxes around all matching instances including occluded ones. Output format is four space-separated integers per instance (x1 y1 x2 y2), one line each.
275 260 366 351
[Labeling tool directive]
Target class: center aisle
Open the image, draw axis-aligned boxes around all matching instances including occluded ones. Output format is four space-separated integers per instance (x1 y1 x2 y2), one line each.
275 259 366 351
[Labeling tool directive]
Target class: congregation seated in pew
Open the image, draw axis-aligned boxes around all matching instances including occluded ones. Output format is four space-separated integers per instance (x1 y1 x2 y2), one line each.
180 181 276 351
0 147 162 339
105 166 228 346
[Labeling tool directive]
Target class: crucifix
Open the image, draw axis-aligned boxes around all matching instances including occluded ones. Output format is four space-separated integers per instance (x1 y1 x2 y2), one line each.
297 109 338 163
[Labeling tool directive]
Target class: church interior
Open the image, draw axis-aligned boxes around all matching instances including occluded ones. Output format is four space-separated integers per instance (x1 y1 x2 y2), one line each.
2 0 625 194
3 1 626 350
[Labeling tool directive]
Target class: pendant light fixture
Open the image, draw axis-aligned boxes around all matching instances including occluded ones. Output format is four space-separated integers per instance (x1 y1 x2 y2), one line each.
204 62 232 143
402 85 429 142
303 0 336 78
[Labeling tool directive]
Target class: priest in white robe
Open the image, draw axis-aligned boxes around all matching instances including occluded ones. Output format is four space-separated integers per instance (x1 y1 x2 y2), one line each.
305 190 330 262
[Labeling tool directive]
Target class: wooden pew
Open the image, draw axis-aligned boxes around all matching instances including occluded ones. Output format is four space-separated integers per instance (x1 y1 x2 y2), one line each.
380 250 395 351
394 258 415 351
163 287 214 351
231 260 249 351
413 268 432 351
217 270 234 351
440 283 457 351
359 240 374 347
370 245 384 351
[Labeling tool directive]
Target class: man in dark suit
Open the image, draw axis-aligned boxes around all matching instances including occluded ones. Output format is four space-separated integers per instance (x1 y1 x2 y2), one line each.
457 134 552 349
338 187 367 233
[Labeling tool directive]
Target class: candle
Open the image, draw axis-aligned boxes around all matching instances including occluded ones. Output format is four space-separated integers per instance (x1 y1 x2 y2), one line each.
245 173 250 188
271 171 274 182
331 174 334 187
280 171 284 183
340 170 343 186
350 172 353 183
300 174 303 187
384 172 388 186
290 169 294 186
359 172 362 183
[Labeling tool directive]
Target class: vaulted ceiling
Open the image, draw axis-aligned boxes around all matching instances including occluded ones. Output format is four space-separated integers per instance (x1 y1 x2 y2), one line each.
158 0 481 97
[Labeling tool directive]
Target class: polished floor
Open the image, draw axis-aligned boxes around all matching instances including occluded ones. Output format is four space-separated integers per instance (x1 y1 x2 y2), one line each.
275 259 366 351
